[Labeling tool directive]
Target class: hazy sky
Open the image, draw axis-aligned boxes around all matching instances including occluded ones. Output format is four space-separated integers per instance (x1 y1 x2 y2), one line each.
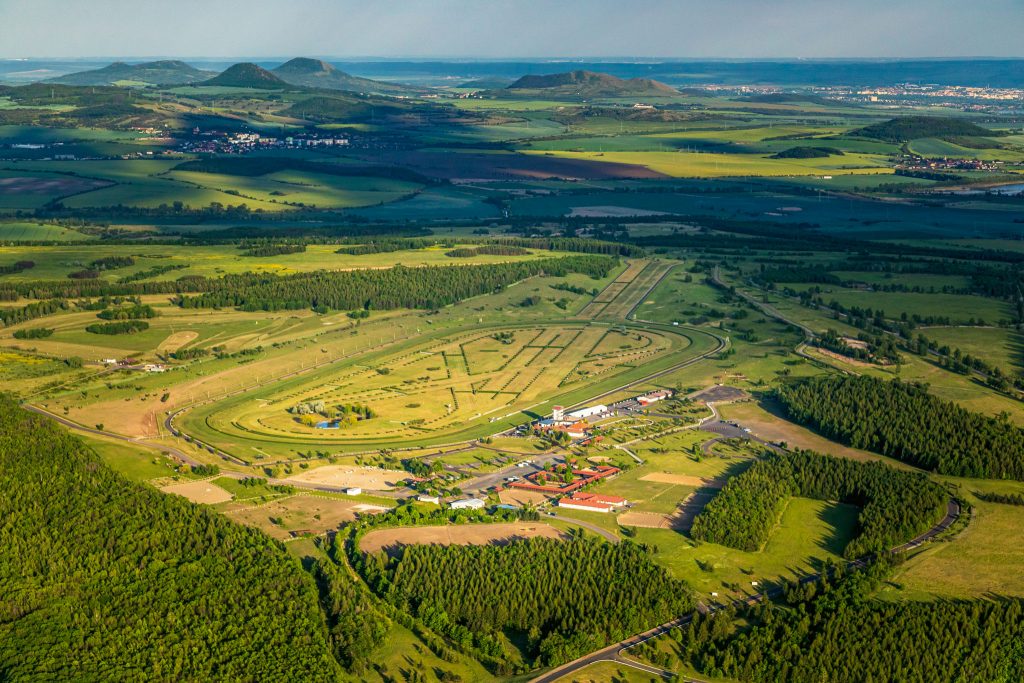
1 0 1022 59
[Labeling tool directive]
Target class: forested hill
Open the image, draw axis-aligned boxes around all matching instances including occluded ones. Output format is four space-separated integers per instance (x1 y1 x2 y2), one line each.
776 375 1024 479
506 70 678 97
0 396 340 680
203 62 288 89
856 115 1004 142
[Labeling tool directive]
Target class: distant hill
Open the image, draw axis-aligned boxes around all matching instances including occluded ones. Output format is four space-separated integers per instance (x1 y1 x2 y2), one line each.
857 116 1004 142
202 63 288 89
46 60 213 86
506 70 677 98
271 58 425 95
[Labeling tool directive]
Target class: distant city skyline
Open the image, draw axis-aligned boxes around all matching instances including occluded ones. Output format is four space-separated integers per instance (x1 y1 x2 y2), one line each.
1 0 1022 60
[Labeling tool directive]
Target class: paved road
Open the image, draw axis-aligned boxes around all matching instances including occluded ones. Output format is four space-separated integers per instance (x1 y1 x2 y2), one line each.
25 404 203 466
529 497 962 683
546 511 621 544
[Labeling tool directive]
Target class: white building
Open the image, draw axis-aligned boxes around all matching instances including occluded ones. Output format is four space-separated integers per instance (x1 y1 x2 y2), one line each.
344 487 362 496
450 498 486 510
417 494 441 505
566 405 607 420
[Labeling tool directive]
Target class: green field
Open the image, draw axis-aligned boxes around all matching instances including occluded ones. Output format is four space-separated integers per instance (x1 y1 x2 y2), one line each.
523 149 893 178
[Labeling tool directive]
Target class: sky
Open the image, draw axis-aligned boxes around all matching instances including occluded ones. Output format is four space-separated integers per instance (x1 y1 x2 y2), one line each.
1 0 1022 60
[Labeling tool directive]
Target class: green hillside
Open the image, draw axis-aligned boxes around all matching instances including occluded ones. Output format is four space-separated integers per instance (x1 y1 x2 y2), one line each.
203 62 289 89
272 57 425 95
0 396 340 680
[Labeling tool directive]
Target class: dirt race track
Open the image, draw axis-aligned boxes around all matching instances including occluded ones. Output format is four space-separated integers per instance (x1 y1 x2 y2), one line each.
359 522 566 554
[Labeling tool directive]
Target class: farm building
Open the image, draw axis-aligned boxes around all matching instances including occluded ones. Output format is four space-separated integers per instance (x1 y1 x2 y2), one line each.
450 498 486 510
637 390 673 406
417 494 441 505
558 492 628 513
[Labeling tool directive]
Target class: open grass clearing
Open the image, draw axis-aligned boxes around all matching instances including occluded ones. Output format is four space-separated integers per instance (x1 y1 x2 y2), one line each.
224 493 389 541
636 497 859 599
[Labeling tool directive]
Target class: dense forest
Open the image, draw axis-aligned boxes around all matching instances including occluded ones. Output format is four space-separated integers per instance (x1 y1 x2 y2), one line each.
0 395 342 680
777 375 1024 479
648 561 1024 682
691 450 947 558
178 255 616 312
0 253 615 308
353 535 692 670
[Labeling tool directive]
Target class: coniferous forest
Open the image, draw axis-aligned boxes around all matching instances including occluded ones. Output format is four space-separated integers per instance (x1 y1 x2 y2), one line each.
0 395 342 681
353 535 693 670
653 561 1024 683
691 450 948 557
776 375 1024 479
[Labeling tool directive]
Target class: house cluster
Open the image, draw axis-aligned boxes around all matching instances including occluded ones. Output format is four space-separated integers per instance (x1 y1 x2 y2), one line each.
557 491 628 513
179 129 350 155
897 154 1004 173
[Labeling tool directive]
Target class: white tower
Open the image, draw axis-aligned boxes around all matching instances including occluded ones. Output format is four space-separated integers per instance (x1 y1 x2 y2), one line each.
552 406 565 422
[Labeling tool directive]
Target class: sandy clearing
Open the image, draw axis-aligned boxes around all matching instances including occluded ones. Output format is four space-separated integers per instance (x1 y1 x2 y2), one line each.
499 488 552 507
640 472 724 488
360 522 566 554
162 480 233 504
617 510 677 529
157 330 198 354
286 465 409 490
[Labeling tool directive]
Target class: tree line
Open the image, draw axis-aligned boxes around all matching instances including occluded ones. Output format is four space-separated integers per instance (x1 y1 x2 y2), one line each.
777 375 1024 479
691 449 947 558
